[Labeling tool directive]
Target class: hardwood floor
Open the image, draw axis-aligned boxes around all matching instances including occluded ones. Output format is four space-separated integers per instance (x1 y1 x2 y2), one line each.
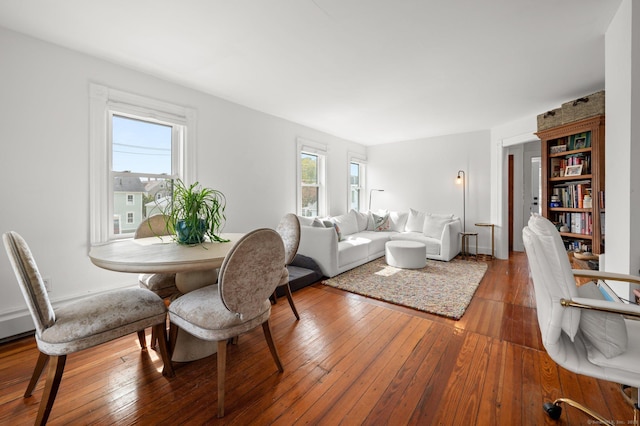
0 252 635 425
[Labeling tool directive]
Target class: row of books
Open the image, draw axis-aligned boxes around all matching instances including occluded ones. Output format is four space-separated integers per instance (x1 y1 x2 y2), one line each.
558 212 593 235
550 154 591 176
551 182 591 208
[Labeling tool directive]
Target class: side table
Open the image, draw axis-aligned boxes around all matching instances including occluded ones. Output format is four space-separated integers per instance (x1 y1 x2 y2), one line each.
475 223 495 260
460 232 478 261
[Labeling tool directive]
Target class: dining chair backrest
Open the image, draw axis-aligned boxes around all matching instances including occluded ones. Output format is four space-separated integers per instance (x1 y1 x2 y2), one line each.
276 213 300 266
3 231 56 335
218 228 284 319
134 214 172 239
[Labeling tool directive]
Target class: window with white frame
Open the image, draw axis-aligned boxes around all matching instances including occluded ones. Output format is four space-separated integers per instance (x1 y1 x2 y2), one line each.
90 84 195 244
349 160 366 211
297 139 327 217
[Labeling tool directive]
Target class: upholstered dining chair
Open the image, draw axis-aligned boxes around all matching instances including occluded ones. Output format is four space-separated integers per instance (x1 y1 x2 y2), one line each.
135 214 181 300
168 228 285 418
272 213 301 320
135 214 182 348
3 231 174 425
523 214 640 424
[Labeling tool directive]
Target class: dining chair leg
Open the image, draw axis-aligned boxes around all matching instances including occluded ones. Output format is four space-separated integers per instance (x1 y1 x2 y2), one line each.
137 330 147 350
283 283 300 320
262 320 284 372
35 354 66 426
153 323 175 378
150 326 158 349
25 351 49 397
217 339 227 418
168 323 179 357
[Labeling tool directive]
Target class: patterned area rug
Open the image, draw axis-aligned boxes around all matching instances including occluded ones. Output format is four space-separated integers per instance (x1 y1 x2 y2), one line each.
323 257 488 320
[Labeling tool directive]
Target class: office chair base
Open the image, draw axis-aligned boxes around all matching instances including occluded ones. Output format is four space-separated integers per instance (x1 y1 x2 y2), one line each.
544 398 617 426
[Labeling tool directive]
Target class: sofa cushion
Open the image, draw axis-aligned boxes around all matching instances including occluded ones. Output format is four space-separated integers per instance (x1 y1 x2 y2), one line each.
322 221 342 241
337 238 369 267
390 232 440 256
389 211 409 232
352 209 369 232
345 231 392 256
367 211 391 231
298 216 314 226
331 211 359 237
423 213 454 239
405 208 425 232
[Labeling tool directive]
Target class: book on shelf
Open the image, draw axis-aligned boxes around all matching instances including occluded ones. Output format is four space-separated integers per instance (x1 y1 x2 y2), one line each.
552 181 591 208
558 212 592 235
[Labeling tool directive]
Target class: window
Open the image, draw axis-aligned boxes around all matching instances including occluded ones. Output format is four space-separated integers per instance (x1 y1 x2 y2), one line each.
111 114 176 237
90 84 195 244
348 154 366 212
297 138 327 217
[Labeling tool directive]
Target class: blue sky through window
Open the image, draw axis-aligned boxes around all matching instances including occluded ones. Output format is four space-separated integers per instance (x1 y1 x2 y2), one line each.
112 115 172 175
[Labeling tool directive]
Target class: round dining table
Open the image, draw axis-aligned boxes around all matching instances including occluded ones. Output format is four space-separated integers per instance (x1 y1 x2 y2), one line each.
89 233 244 362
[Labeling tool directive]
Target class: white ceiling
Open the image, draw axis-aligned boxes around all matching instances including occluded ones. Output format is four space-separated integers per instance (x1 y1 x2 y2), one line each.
0 0 622 145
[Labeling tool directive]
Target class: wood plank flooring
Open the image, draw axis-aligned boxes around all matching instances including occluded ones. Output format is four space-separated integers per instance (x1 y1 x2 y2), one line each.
0 252 636 425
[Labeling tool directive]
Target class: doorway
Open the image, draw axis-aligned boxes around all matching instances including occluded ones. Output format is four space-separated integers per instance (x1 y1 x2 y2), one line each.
507 140 541 252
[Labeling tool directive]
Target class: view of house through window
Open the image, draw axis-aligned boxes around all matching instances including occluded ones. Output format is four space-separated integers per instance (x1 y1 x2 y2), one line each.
300 152 321 217
111 114 176 237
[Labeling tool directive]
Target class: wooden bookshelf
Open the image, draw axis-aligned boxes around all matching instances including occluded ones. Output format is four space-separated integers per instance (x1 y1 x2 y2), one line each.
536 115 605 254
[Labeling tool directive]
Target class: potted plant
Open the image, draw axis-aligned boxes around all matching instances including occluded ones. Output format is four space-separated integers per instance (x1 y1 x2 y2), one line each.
163 179 229 244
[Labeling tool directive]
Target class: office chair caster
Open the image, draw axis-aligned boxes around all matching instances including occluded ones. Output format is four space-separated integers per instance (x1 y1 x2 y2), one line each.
543 402 562 420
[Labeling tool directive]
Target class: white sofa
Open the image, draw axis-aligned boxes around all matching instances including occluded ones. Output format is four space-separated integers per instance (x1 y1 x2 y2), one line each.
297 209 462 278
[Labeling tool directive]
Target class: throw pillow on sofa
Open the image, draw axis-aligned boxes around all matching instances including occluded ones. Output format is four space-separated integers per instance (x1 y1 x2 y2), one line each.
389 211 408 232
352 209 369 232
323 221 342 241
330 211 359 237
405 208 425 232
367 211 391 231
423 213 454 239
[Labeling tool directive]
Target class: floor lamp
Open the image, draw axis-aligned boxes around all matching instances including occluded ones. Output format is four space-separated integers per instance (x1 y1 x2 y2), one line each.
456 170 466 233
369 189 384 211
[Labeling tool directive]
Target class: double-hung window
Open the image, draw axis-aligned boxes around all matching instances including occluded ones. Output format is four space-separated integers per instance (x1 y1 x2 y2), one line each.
348 154 366 212
90 84 195 244
297 138 327 217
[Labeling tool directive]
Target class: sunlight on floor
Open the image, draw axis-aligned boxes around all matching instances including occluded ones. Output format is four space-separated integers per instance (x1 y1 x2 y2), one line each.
375 266 401 277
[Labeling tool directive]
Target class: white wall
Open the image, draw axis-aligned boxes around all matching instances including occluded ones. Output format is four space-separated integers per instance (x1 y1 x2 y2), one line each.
490 116 539 259
366 131 492 254
604 0 640 298
0 27 366 339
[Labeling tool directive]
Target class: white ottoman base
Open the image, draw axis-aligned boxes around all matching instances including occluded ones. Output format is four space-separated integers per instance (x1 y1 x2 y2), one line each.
385 241 427 269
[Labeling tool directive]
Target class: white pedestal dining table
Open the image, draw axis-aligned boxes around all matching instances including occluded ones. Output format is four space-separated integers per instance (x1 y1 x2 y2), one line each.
89 233 244 362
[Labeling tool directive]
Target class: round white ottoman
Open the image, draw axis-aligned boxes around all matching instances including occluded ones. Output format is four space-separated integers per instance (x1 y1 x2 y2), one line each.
385 240 427 269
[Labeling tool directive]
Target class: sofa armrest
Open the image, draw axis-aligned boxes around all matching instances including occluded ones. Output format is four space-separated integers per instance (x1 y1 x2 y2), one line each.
297 226 339 277
440 219 462 261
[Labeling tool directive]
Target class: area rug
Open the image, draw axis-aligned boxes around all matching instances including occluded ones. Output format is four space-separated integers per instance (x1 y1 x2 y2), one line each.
323 257 488 320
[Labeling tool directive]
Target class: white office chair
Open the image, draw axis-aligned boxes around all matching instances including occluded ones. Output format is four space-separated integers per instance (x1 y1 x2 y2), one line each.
523 213 640 424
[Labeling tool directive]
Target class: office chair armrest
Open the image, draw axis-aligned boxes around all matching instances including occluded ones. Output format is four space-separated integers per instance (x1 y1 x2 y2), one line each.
572 269 640 285
563 297 640 320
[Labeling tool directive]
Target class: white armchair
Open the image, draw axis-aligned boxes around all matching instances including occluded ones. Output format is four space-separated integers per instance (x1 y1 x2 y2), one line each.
523 213 640 424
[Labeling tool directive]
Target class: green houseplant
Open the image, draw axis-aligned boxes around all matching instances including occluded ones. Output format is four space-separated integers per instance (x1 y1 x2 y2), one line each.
163 179 229 244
